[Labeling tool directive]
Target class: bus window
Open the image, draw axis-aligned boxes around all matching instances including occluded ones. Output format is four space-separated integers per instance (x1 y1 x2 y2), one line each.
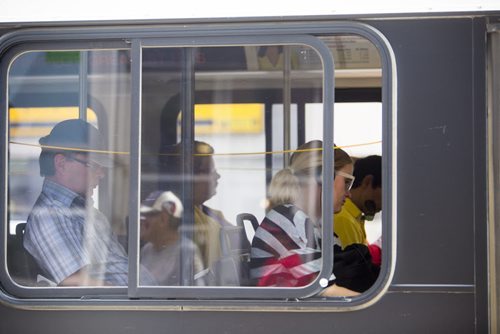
3 27 390 302
7 49 132 287
138 43 328 290
136 35 384 296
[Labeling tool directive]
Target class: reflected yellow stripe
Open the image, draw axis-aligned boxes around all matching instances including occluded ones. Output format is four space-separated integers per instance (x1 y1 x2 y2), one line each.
179 103 264 135
8 105 380 156
9 107 97 138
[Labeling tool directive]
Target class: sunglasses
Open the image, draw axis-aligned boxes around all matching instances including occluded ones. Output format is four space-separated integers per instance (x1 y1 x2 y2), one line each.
335 170 355 191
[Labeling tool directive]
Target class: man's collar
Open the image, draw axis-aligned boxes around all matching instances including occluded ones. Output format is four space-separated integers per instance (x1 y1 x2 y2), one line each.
43 179 91 207
343 197 364 221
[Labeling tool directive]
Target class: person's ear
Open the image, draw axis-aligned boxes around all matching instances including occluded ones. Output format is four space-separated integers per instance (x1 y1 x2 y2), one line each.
362 174 373 188
54 153 66 172
160 210 170 224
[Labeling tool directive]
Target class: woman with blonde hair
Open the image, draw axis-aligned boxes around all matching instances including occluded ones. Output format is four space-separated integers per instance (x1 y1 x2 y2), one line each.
250 140 358 296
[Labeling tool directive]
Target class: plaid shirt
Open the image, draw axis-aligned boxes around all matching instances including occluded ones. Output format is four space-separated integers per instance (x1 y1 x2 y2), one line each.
24 179 153 286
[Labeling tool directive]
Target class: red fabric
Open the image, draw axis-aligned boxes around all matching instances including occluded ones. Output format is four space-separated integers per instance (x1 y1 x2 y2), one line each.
367 244 382 266
257 253 317 287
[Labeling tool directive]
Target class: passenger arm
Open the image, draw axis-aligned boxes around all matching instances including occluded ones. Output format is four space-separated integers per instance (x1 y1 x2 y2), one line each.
320 284 360 297
58 268 107 286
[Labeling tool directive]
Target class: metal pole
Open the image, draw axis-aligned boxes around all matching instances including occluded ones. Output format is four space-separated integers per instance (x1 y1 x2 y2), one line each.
78 51 88 119
180 47 195 286
283 46 291 167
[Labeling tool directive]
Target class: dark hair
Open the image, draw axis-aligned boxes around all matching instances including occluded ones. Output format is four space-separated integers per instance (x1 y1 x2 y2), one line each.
158 141 214 192
351 155 382 189
39 150 57 176
39 151 89 177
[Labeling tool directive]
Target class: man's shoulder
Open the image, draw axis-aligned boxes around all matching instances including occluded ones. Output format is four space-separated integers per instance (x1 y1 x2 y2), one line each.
335 207 355 222
29 193 68 218
336 199 361 221
26 190 80 231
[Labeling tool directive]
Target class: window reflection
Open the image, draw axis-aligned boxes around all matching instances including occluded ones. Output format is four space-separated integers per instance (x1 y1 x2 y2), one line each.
139 44 326 287
6 35 384 296
7 50 135 287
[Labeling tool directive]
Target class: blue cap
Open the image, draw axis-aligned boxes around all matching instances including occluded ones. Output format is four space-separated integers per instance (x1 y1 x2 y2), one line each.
39 119 112 167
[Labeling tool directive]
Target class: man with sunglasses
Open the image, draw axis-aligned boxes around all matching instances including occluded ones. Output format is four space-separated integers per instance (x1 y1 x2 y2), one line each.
334 155 382 265
24 119 154 286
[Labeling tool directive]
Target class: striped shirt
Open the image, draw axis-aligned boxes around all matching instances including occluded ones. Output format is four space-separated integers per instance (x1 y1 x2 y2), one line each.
250 204 331 287
24 179 154 286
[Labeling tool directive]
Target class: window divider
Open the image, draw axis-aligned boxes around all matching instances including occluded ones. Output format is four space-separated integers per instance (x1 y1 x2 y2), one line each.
179 47 196 286
127 38 143 298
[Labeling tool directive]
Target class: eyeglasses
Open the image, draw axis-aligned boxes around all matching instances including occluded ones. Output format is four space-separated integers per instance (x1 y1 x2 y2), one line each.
335 170 355 192
66 155 104 171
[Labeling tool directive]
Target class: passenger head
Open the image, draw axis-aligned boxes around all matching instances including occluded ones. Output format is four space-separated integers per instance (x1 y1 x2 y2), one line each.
332 146 354 213
267 140 353 216
349 155 382 220
38 119 111 196
139 191 183 246
160 141 220 205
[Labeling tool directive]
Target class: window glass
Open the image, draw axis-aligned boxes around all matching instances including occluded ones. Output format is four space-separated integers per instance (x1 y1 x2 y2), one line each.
138 44 327 288
4 31 386 301
136 37 383 295
7 50 132 287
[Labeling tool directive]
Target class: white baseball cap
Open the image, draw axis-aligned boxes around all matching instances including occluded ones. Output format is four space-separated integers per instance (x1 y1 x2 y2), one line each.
140 191 183 219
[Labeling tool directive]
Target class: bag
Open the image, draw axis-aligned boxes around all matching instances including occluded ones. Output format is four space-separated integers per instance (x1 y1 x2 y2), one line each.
333 243 380 293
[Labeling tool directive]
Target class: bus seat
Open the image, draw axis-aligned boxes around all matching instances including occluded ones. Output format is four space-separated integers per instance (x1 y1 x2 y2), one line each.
207 214 262 287
7 222 53 286
236 213 259 244
213 222 253 286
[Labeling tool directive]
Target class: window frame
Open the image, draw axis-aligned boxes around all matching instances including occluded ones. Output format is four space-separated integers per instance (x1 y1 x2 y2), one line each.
0 21 396 310
129 35 334 299
1 42 132 299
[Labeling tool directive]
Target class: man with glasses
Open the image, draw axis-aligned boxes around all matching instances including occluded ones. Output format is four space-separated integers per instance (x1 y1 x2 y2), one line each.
334 155 382 265
24 119 153 286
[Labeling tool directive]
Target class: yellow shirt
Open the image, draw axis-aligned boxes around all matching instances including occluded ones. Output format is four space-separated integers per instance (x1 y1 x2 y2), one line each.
334 198 367 249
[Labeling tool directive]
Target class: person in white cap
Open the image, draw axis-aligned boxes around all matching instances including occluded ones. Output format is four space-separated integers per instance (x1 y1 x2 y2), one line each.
140 191 205 286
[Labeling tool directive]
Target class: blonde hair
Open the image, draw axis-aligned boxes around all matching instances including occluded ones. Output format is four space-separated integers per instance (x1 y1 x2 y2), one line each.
267 140 352 209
